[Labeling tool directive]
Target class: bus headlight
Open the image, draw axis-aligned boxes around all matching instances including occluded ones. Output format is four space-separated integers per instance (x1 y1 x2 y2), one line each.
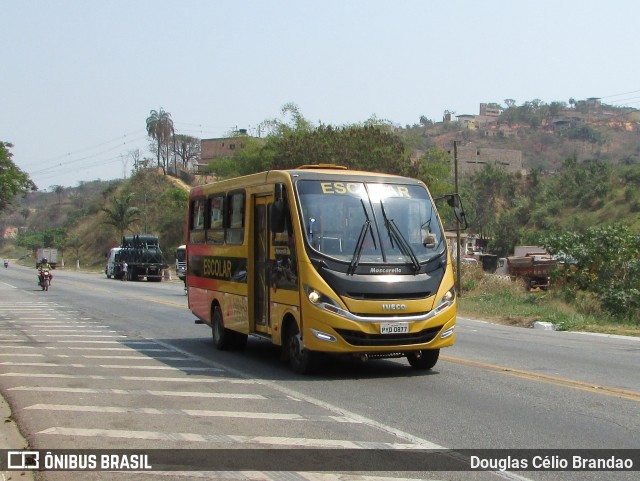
308 289 321 304
433 287 455 315
303 285 349 319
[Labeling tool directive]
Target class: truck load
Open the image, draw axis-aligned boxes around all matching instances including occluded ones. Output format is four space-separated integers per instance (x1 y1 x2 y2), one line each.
105 234 168 281
507 252 557 290
36 248 58 269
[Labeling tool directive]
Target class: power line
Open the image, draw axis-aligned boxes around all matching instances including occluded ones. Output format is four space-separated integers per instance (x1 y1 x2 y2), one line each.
37 130 147 164
30 133 149 175
600 89 640 99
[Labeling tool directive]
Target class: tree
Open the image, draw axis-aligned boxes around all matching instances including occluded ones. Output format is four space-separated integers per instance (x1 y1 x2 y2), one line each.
146 108 174 174
101 192 141 241
413 147 453 198
543 225 640 323
463 163 515 243
220 104 412 176
173 134 201 171
51 185 65 205
0 142 36 212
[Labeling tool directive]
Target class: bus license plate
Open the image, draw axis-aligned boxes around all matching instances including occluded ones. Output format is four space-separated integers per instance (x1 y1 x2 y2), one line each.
380 322 409 334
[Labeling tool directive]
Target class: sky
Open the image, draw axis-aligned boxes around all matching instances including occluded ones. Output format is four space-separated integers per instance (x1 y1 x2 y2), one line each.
2 0 640 190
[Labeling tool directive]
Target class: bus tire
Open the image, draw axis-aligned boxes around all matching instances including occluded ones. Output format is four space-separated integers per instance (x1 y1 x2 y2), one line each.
287 322 317 374
407 349 439 370
212 306 232 350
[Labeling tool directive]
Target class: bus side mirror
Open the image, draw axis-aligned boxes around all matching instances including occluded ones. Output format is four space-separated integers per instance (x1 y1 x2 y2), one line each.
438 193 468 230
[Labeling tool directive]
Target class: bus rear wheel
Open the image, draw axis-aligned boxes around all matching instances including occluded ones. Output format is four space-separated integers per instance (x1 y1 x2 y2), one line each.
212 307 247 350
212 307 232 350
287 323 317 374
407 349 439 370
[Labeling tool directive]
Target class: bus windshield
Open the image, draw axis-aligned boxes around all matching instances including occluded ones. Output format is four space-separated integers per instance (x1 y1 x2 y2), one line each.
296 180 445 265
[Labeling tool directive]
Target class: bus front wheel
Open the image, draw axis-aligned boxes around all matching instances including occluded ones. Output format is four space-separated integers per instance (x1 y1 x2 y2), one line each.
407 349 439 370
287 323 317 374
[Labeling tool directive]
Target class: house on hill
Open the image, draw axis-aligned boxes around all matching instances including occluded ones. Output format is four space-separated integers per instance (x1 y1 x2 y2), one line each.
196 129 254 174
456 146 524 176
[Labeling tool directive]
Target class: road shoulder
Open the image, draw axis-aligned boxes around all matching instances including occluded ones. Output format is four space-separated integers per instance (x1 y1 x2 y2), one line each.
1 395 33 481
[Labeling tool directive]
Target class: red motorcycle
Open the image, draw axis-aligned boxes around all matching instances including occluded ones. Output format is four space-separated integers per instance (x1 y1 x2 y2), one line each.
39 269 51 291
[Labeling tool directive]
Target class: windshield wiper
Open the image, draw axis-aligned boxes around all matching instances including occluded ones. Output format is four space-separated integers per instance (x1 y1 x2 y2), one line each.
379 201 421 273
347 200 377 275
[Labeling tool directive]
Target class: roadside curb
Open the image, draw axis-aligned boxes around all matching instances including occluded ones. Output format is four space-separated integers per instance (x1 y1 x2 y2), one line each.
1 396 34 481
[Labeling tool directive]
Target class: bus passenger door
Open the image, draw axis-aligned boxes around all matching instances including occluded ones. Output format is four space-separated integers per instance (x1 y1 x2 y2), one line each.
252 196 270 331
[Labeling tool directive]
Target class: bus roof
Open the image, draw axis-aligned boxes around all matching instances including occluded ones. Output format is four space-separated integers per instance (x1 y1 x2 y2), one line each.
189 166 423 196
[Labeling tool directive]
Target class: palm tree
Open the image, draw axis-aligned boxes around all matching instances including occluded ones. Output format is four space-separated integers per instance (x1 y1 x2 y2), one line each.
101 193 141 242
146 108 174 174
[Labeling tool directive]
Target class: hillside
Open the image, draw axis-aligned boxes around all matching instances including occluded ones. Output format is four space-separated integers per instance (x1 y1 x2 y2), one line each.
404 101 640 173
0 170 189 269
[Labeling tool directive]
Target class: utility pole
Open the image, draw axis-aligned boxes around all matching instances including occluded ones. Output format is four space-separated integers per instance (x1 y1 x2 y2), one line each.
454 141 462 297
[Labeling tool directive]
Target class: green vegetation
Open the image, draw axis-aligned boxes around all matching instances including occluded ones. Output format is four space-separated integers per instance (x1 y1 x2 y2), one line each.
0 142 35 212
543 225 640 323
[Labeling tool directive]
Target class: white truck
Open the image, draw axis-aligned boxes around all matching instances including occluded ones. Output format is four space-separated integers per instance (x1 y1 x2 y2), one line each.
175 245 186 281
36 248 58 268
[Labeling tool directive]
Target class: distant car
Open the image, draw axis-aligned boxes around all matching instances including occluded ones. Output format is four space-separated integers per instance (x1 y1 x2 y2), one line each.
462 256 479 265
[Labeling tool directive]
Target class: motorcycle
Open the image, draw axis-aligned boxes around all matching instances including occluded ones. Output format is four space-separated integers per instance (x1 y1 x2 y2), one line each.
3 260 8 268
39 269 51 291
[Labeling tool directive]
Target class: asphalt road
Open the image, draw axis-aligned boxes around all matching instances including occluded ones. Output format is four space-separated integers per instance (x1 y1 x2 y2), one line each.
0 263 638 481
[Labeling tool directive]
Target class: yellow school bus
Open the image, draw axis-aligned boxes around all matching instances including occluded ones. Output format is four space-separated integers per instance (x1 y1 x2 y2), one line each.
186 165 463 373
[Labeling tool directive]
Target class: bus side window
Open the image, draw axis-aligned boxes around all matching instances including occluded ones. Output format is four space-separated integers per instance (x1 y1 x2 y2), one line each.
207 194 225 245
226 190 245 245
190 198 206 244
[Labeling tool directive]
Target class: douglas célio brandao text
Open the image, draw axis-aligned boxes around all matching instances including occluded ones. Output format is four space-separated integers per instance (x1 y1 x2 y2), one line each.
470 454 634 471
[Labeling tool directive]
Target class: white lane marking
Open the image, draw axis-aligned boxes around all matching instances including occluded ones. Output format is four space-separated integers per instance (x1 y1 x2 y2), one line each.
0 353 42 357
0 346 172 352
36 427 433 449
56 340 157 344
10 386 266 399
153 339 444 448
7 324 110 327
26 404 355 422
81 355 190 360
0 308 55 311
0 361 222 372
38 334 127 338
66 347 171 352
26 329 116 333
1 374 256 384
0 354 190 361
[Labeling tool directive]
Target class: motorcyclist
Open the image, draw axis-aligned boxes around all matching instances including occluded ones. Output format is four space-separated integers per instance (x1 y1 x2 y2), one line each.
38 257 53 285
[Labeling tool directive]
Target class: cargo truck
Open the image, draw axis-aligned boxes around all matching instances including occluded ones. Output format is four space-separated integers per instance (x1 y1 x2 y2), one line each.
36 248 58 269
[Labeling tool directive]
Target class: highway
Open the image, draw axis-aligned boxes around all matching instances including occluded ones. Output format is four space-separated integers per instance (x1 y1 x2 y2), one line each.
0 264 638 481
